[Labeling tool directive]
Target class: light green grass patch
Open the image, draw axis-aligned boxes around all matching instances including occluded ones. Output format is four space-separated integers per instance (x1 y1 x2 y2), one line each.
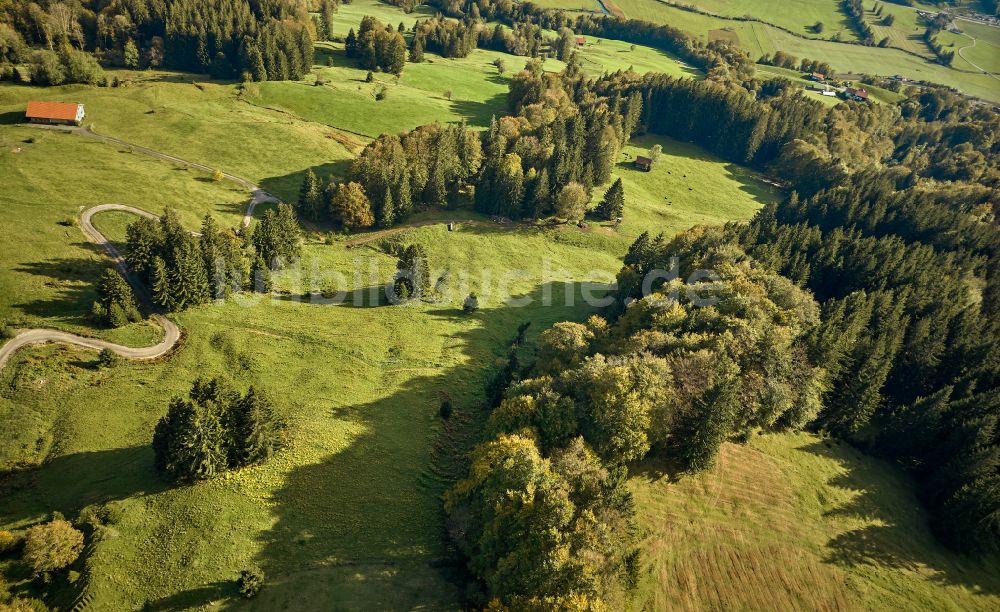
0 126 243 345
631 431 1000 610
0 77 356 202
605 135 778 239
608 0 1000 101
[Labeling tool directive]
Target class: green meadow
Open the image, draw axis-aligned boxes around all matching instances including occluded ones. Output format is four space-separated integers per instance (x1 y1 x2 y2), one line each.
631 432 1000 610
608 0 1000 101
0 70 770 610
1 0 997 609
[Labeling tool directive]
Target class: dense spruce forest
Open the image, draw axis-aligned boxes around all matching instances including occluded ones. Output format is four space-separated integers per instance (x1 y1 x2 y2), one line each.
0 0 315 82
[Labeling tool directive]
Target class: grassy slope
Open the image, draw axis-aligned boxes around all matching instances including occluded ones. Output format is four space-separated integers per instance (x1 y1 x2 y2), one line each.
0 2 993 609
684 0 861 40
631 432 1000 610
0 77 358 203
608 0 1000 100
0 94 770 611
0 126 246 347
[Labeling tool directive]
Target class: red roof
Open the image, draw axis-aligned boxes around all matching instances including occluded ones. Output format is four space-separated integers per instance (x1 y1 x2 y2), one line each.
25 101 81 121
846 87 869 99
575 37 586 44
635 156 653 165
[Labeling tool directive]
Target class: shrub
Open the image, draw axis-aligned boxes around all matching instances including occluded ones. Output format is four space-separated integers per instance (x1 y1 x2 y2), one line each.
439 400 453 420
22 520 84 574
211 169 225 182
463 292 479 313
374 85 389 101
61 49 104 85
29 50 65 86
98 348 121 369
238 567 264 598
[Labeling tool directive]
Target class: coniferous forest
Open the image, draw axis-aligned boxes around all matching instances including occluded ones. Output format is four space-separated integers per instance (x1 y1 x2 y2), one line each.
0 0 315 81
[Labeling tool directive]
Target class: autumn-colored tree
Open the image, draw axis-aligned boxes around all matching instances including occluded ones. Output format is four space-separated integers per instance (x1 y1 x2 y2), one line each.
22 520 84 575
330 182 375 231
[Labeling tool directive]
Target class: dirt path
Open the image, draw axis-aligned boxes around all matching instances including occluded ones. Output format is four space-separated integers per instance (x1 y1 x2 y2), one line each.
30 124 281 228
0 204 181 369
0 127 281 370
956 33 1000 82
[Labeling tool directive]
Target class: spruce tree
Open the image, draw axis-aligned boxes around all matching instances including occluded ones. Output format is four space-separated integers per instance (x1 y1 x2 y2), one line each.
393 244 430 302
151 256 173 311
345 28 357 58
678 371 740 472
409 34 424 63
386 32 407 75
153 397 228 482
170 239 210 310
252 254 273 294
529 167 551 218
597 178 625 221
298 169 322 220
230 387 283 467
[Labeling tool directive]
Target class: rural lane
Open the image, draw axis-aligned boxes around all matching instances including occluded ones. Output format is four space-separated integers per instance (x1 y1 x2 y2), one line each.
0 126 282 370
31 124 280 228
956 33 1000 82
0 204 181 370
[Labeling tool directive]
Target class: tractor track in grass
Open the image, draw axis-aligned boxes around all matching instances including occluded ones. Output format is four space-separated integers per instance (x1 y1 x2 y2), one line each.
0 125 282 370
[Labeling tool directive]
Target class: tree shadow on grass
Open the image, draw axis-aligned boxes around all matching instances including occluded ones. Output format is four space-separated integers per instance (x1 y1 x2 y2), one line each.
800 440 1000 596
144 580 234 611
0 446 168 528
12 252 107 321
448 92 508 129
248 281 606 609
259 160 353 204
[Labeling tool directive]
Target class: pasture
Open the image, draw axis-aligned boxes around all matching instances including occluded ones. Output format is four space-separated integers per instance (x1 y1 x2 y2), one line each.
1 0 996 608
607 0 1000 101
631 432 1000 610
0 75 770 609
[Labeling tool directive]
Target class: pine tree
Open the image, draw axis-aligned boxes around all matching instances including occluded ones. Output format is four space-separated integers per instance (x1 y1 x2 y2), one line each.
345 28 357 57
409 34 424 63
298 169 322 220
597 178 625 221
251 254 273 293
385 32 407 75
125 216 161 281
151 256 173 311
170 239 210 310
153 397 228 482
393 244 430 302
94 268 141 327
230 387 283 467
378 187 396 228
678 370 740 472
529 167 551 219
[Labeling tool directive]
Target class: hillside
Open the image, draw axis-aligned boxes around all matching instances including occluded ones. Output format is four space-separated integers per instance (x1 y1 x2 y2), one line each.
0 0 997 609
597 0 1000 101
632 432 1000 610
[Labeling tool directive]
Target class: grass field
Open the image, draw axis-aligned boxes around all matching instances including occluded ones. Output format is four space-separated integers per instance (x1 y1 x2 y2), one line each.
0 88 771 609
678 0 862 40
1 0 996 608
0 126 246 350
631 432 1000 610
608 0 1000 100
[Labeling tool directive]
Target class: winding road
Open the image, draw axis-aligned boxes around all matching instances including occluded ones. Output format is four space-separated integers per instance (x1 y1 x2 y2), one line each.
0 127 280 370
956 33 1000 83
